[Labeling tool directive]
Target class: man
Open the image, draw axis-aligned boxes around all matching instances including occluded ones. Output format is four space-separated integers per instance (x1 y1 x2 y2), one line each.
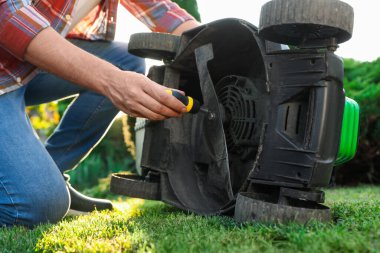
0 0 199 227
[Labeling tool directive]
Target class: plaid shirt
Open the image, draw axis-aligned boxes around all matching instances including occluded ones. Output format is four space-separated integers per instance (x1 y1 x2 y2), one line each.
0 0 194 95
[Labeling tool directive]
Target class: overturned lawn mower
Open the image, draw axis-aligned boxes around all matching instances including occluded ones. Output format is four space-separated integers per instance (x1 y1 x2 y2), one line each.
111 0 359 224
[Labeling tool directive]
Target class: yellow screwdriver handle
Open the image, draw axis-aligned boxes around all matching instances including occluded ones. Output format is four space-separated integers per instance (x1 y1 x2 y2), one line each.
166 89 199 113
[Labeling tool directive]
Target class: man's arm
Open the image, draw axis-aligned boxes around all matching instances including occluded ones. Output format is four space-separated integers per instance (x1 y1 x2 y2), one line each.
121 0 200 34
25 27 187 120
0 2 50 60
172 20 200 35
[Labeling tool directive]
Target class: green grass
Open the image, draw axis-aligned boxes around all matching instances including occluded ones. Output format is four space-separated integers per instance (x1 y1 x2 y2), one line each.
0 185 379 253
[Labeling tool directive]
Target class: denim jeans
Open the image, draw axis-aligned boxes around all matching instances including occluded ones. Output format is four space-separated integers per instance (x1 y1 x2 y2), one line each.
0 39 145 227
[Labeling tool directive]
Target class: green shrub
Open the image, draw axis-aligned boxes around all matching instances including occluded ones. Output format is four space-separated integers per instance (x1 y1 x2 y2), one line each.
335 58 380 184
172 0 201 22
26 102 60 140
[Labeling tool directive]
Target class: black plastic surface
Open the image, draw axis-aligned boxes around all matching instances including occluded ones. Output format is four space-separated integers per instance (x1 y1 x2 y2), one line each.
113 18 348 221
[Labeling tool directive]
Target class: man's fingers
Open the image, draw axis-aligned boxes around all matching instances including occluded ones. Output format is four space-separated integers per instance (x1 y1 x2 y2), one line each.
108 72 189 120
141 81 187 113
125 103 168 121
138 92 183 118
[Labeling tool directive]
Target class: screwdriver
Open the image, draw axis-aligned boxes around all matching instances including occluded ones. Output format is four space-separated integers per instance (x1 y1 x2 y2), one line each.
166 89 215 118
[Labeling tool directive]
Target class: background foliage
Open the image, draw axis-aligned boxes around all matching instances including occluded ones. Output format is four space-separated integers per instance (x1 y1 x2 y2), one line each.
335 58 380 184
172 0 201 22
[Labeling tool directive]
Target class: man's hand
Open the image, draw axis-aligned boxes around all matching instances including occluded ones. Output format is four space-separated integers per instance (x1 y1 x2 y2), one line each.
105 71 187 120
25 27 186 120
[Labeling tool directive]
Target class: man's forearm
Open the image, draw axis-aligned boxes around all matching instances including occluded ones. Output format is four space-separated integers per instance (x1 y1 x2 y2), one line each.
24 27 187 120
172 20 200 35
25 27 120 95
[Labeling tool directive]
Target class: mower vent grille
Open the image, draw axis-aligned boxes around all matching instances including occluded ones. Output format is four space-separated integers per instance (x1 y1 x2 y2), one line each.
216 76 257 159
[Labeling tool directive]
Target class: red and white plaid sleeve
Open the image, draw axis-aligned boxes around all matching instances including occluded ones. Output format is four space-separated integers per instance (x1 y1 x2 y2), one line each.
0 1 50 61
121 0 195 33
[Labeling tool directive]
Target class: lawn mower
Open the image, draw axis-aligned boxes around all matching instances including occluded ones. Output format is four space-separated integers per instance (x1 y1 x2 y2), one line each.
111 0 359 223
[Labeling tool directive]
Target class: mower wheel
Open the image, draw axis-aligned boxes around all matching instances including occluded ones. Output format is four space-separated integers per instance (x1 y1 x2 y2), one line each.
128 33 180 61
110 173 160 200
259 0 354 45
234 192 331 224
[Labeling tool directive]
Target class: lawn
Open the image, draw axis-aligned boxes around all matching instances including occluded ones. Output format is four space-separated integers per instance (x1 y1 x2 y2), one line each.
0 184 379 253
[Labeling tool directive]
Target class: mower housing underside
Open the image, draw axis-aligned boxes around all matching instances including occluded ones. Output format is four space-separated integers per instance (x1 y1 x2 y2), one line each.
138 19 345 216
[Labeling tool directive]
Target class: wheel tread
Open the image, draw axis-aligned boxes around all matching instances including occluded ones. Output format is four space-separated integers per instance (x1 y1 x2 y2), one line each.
259 0 354 45
234 192 331 223
128 33 180 60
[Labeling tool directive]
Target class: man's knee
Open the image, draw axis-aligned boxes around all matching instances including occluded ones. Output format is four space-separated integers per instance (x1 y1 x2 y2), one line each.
25 181 70 227
0 180 70 228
